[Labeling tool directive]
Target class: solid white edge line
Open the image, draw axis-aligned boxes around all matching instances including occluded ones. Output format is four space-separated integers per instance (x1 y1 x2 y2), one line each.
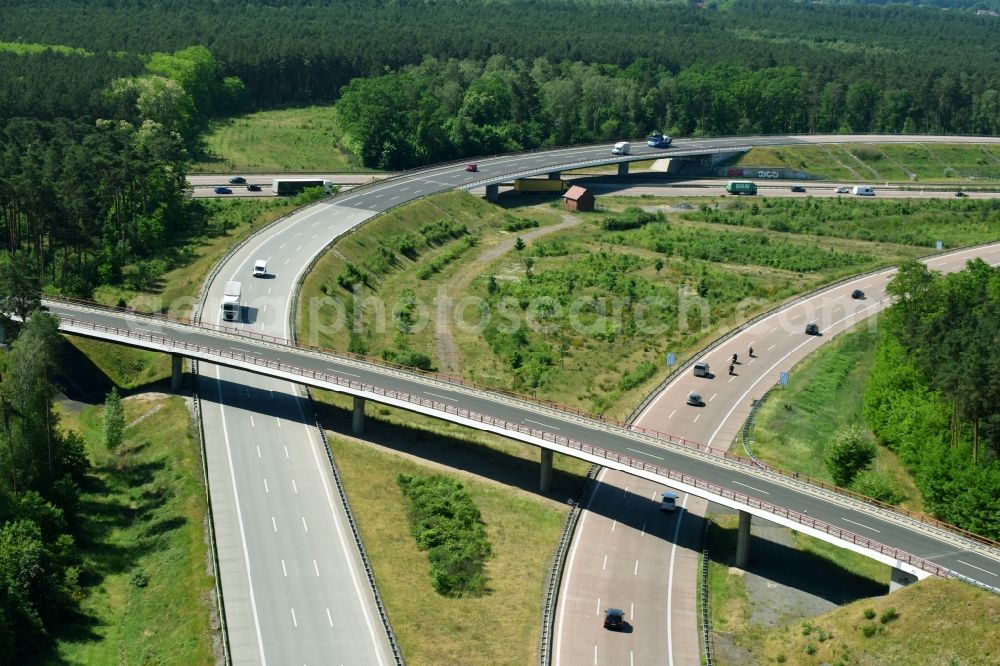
216 366 269 665
553 473 604 666
666 493 689 666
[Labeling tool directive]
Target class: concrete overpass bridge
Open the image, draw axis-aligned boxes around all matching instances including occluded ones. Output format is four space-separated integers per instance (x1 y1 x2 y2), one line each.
44 297 1000 595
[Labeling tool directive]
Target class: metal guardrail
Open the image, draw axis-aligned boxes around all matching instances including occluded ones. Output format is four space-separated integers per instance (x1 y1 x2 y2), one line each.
739 390 773 468
538 465 599 665
191 361 232 665
699 520 715 666
302 388 405 665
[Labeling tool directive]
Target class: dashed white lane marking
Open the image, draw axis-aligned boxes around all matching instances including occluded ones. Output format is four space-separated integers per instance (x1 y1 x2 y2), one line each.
693 414 700 423
626 447 663 460
292 479 298 493
525 418 560 430
790 314 802 321
593 645 598 665
280 243 287 249
249 415 255 428
729 376 736 383
284 258 290 265
768 344 776 350
330 368 361 378
424 391 457 402
271 516 277 532
284 446 290 459
256 445 261 458
842 517 880 532
311 233 318 240
261 305 267 315
956 559 997 576
313 559 321 576
302 516 309 532
281 559 287 576
290 608 298 628
326 608 334 627
602 554 608 571
731 480 770 495
611 520 617 532
633 560 639 575
630 602 634 620
276 417 282 428
595 598 601 615
267 288 272 296
263 478 269 493
295 246 302 252
710 392 718 402
768 326 778 333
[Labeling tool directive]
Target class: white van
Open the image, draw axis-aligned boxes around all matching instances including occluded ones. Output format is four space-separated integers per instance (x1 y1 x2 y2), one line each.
612 141 631 155
693 361 711 378
253 259 267 278
853 186 875 196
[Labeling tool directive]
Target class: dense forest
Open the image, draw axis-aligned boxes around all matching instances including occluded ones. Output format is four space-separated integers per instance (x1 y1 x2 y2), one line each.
865 260 1000 539
0 312 90 661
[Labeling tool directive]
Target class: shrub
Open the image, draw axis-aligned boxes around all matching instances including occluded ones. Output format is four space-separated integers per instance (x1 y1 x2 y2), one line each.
336 262 367 290
880 607 899 624
851 471 905 504
617 361 657 392
397 474 492 597
863 608 876 620
599 206 664 231
824 424 876 486
862 624 877 638
801 621 813 635
504 217 539 232
805 643 817 655
130 568 149 588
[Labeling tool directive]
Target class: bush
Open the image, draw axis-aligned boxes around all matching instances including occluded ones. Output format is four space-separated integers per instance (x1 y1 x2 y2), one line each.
336 262 367 290
599 207 664 231
805 643 817 655
863 607 876 620
850 471 905 504
397 474 492 597
862 624 877 638
880 607 899 624
617 361 657 392
824 424 876 486
130 568 149 588
504 217 538 232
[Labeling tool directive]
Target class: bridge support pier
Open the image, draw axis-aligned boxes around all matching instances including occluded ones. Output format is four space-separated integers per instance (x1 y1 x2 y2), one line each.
735 510 752 568
547 171 562 180
617 162 629 177
352 396 365 434
171 354 183 392
889 566 919 592
484 184 499 203
539 448 553 493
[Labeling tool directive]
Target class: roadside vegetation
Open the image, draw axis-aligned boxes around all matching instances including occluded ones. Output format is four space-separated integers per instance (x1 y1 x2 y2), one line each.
736 143 1000 183
328 427 568 665
298 189 1000 419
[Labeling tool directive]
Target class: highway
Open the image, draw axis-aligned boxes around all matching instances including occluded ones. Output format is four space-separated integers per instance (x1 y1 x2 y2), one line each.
59 134 1000 664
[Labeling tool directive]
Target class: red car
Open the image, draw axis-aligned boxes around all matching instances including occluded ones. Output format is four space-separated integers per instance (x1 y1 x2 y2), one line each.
465 163 478 172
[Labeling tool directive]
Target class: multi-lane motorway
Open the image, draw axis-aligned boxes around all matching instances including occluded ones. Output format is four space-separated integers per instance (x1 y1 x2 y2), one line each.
56 135 1000 664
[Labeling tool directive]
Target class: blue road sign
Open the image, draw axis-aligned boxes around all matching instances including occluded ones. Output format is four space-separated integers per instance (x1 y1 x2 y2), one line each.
666 352 676 367
780 371 789 386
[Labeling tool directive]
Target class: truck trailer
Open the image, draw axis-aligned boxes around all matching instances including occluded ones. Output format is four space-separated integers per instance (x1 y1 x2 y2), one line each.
513 178 570 193
725 180 758 195
271 178 334 196
221 281 242 322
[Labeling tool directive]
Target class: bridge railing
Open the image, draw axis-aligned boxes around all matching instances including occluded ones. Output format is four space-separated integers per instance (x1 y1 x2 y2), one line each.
52 303 1000 555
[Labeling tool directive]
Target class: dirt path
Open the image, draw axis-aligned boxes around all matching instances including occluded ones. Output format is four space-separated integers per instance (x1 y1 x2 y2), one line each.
435 213 583 375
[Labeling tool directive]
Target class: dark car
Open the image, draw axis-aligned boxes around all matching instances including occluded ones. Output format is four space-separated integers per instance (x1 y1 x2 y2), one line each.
955 191 968 198
805 322 820 335
603 608 625 631
229 176 247 184
790 185 806 193
686 391 704 406
465 163 478 172
213 186 232 194
247 183 262 192
851 289 865 299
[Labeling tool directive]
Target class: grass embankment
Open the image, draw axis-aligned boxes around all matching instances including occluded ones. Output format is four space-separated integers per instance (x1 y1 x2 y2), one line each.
743 327 923 511
328 426 568 664
736 143 1000 183
756 577 1000 665
193 106 364 173
49 395 215 664
296 189 1000 418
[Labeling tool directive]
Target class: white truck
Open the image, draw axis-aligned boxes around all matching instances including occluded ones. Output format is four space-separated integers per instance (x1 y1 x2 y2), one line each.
853 185 875 196
221 281 242 322
612 141 631 155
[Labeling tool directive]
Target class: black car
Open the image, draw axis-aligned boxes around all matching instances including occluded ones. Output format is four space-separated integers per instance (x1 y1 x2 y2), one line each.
213 186 232 194
851 289 865 299
790 185 806 193
955 191 968 198
229 176 247 184
805 322 820 335
603 608 625 630
247 183 261 192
